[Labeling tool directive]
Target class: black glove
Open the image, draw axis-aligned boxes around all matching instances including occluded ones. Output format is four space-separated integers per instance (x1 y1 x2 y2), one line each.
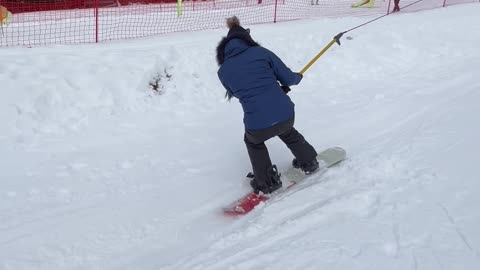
281 85 291 94
297 73 303 82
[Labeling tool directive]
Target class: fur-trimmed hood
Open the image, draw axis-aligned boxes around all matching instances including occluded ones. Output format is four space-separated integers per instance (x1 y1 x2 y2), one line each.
216 17 260 65
216 34 260 65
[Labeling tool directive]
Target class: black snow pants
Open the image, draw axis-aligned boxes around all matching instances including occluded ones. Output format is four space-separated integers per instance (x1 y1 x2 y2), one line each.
244 116 317 186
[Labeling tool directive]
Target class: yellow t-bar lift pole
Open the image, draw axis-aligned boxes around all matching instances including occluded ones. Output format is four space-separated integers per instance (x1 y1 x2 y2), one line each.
299 32 344 75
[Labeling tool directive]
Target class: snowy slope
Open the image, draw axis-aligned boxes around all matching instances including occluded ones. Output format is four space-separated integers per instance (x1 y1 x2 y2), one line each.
1 4 480 270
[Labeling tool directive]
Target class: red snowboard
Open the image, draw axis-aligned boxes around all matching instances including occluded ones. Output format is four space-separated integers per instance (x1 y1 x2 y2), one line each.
223 147 347 216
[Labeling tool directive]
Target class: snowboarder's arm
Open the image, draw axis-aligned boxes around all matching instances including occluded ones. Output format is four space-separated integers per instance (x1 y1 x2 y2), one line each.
265 49 303 87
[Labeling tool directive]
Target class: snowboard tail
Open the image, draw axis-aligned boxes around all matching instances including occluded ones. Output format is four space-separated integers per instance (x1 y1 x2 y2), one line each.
223 147 346 216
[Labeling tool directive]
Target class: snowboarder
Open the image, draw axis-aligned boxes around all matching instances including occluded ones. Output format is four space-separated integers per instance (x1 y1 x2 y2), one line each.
216 16 319 195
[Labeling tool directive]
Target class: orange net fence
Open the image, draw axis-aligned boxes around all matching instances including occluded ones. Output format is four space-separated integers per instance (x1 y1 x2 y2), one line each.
0 0 476 47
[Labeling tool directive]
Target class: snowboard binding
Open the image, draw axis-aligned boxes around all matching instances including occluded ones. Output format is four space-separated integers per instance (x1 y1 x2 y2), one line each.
292 158 320 175
248 165 282 195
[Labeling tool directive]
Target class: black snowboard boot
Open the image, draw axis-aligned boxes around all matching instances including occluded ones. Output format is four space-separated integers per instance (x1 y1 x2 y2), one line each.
292 158 319 175
250 165 282 194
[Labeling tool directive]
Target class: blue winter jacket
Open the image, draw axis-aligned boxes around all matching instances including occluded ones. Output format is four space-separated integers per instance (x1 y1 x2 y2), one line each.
217 38 302 130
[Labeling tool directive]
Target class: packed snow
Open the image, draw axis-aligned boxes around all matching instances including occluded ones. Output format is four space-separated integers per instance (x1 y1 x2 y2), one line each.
1 3 479 270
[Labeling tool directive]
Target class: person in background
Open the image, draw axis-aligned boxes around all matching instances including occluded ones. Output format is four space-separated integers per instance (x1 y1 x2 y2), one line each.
1 5 12 25
392 0 400 12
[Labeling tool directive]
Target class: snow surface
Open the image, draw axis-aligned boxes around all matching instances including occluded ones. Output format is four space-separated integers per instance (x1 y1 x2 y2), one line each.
1 4 480 270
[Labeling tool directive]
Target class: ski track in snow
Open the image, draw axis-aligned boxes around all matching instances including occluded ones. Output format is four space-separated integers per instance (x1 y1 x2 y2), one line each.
1 4 480 270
